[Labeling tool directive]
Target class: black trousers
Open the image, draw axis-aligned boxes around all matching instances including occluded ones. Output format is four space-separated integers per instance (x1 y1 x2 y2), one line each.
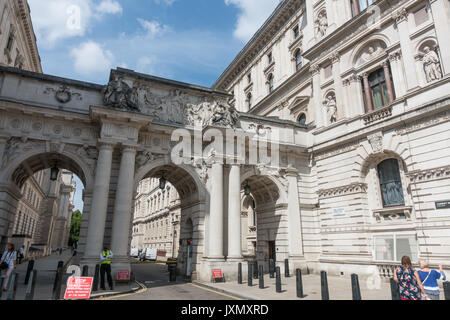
100 264 113 289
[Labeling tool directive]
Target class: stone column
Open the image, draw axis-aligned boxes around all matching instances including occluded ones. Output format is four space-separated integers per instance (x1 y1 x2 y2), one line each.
388 52 407 98
227 165 242 259
395 9 419 90
331 53 347 118
286 168 303 257
82 142 114 266
429 0 450 75
362 73 374 112
208 162 224 259
311 64 324 127
111 146 137 272
383 61 395 104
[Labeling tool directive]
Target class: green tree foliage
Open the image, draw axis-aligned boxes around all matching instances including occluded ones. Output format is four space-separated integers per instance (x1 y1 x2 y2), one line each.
68 210 82 247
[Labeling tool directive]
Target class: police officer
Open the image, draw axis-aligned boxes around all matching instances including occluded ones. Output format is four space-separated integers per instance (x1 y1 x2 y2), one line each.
100 246 114 291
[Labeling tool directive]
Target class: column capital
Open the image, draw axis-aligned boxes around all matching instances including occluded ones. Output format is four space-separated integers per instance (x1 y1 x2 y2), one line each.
310 63 320 75
395 8 408 24
97 140 116 150
330 52 340 63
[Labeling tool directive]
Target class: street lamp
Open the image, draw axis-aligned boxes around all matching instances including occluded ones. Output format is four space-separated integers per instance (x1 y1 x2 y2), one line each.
159 172 167 190
244 181 251 196
50 163 59 181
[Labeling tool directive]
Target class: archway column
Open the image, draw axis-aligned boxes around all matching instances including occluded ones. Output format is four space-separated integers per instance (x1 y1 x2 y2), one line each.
286 168 304 257
82 141 114 267
227 164 242 259
111 145 137 273
208 161 224 259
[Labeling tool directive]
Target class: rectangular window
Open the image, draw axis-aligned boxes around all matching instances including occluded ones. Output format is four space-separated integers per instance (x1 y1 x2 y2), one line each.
377 159 405 207
268 52 273 64
359 0 373 11
414 6 428 26
293 26 300 39
369 68 389 109
374 234 418 262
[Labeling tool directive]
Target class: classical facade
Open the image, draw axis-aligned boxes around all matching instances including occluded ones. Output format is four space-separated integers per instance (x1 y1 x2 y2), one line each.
0 0 41 73
131 178 181 258
0 0 449 282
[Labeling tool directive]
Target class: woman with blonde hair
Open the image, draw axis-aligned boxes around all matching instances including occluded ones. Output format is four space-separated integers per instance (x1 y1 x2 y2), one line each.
394 255 427 300
417 259 446 300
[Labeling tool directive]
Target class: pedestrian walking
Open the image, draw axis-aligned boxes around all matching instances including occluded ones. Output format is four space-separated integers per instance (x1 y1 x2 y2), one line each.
100 246 114 291
59 247 63 255
0 243 17 291
394 255 428 300
17 245 25 264
417 259 447 300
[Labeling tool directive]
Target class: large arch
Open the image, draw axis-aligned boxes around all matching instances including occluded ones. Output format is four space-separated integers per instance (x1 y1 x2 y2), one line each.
132 158 208 280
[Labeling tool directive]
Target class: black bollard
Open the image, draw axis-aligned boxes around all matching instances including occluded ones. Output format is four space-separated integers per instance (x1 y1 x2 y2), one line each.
93 264 100 292
57 260 64 269
296 269 304 298
238 263 242 284
269 259 275 278
259 265 264 289
247 263 253 287
351 274 362 300
169 264 176 282
284 259 290 277
253 261 258 279
6 273 18 300
24 259 35 285
25 270 37 300
444 282 450 300
275 266 282 293
82 265 89 277
321 271 329 300
52 264 64 300
390 278 401 300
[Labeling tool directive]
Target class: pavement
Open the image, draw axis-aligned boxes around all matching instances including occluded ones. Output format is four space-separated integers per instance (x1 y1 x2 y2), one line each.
0 250 73 300
194 272 449 300
104 263 241 300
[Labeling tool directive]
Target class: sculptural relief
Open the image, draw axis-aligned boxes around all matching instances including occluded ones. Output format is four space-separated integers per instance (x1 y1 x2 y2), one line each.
421 46 442 83
315 11 328 37
324 93 337 124
102 75 139 111
357 41 386 65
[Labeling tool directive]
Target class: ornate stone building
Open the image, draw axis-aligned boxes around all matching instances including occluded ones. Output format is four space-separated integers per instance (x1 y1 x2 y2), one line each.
131 178 181 258
0 0 449 282
0 0 41 72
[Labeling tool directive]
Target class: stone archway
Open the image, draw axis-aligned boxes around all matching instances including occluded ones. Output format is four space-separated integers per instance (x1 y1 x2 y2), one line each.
0 146 93 253
132 159 208 280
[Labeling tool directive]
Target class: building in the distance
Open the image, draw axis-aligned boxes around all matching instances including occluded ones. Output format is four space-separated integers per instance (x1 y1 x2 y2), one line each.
131 178 181 258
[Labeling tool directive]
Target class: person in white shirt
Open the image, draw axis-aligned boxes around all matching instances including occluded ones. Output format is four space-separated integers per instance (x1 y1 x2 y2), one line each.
17 245 25 264
0 243 17 291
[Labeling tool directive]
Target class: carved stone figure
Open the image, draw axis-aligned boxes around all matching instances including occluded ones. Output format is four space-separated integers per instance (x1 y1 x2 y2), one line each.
210 101 239 128
103 75 139 111
324 93 337 124
315 11 328 37
422 46 442 82
360 45 384 63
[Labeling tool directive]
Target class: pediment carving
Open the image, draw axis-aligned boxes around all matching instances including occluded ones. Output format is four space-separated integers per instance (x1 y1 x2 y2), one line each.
356 41 387 66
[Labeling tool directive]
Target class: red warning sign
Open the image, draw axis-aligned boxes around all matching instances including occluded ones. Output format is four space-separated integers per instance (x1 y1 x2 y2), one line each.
64 277 93 300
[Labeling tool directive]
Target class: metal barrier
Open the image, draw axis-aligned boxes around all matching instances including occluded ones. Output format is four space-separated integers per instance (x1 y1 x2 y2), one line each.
321 271 329 300
351 274 361 300
24 260 35 285
25 270 37 300
296 269 304 298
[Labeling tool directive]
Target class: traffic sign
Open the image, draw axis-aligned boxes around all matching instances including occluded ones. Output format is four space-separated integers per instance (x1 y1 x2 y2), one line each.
117 270 130 281
64 277 93 300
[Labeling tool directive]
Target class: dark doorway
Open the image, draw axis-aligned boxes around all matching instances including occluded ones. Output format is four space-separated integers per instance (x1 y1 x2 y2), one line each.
268 241 276 262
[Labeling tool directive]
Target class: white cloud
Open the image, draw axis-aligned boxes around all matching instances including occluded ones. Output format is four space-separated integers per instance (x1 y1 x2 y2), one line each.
96 0 123 15
224 0 280 42
138 18 171 38
153 0 176 5
28 0 122 48
70 41 114 75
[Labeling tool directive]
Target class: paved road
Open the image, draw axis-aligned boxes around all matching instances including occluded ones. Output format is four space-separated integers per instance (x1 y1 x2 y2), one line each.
111 263 238 300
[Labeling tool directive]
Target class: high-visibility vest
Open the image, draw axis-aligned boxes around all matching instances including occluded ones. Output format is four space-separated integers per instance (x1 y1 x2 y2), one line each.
101 250 112 264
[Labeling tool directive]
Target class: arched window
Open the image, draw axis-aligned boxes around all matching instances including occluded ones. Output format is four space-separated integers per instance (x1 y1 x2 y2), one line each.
247 92 252 109
377 159 405 207
297 113 307 125
268 74 274 93
295 50 302 71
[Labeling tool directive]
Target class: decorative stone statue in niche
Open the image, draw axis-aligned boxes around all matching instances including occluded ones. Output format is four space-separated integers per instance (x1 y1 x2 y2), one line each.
422 46 442 82
324 93 337 124
315 11 328 37
103 75 140 111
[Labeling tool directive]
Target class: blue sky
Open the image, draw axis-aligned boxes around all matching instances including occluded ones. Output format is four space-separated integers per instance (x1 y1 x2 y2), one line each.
28 0 280 212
